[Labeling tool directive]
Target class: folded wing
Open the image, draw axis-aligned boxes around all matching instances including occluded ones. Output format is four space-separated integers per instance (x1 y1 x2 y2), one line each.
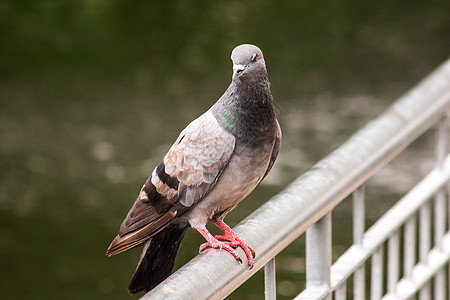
106 112 235 256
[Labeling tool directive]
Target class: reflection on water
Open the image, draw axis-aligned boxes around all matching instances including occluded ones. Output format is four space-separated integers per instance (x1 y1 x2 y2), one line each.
0 1 449 299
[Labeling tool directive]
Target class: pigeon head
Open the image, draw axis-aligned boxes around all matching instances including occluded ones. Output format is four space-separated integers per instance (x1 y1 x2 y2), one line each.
231 44 267 81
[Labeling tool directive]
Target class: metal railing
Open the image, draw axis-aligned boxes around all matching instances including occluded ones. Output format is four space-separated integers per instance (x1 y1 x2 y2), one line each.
142 59 450 300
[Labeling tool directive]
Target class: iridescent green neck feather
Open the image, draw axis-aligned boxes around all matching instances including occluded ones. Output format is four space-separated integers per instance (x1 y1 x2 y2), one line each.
213 79 276 145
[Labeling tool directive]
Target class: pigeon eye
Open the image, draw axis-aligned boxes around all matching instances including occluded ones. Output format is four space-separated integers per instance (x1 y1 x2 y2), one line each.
251 53 258 62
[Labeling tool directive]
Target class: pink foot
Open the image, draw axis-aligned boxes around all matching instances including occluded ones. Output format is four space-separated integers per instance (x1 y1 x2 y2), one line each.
196 226 242 263
214 234 255 256
211 219 255 267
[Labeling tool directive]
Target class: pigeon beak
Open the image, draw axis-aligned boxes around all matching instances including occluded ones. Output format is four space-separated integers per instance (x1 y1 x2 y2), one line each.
233 64 245 75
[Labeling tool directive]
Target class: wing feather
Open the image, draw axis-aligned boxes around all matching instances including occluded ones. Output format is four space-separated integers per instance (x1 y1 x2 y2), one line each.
106 111 235 256
262 119 282 180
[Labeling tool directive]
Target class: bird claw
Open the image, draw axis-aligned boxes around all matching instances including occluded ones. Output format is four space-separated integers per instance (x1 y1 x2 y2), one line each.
195 222 255 267
207 235 255 269
199 240 242 263
214 235 256 259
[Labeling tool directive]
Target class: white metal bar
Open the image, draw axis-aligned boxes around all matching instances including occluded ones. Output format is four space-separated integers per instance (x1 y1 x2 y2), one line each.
433 117 448 300
419 202 431 264
419 202 431 300
404 216 416 278
418 283 430 300
353 185 366 300
435 117 447 248
418 189 433 300
388 231 399 294
143 59 450 300
335 283 346 300
264 258 276 300
293 286 329 300
353 185 365 246
434 190 446 248
354 265 365 300
371 247 384 300
434 269 445 300
306 213 332 299
436 117 447 169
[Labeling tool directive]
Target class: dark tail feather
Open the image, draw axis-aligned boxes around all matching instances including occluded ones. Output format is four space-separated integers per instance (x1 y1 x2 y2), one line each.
128 223 188 294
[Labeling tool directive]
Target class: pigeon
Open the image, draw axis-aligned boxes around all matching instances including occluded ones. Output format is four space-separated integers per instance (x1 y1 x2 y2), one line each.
106 44 281 294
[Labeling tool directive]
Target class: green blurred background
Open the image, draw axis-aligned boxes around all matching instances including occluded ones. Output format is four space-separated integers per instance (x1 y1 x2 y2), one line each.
0 1 449 299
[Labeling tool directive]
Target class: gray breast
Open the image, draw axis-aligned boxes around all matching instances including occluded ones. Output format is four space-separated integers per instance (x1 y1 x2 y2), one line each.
184 140 274 228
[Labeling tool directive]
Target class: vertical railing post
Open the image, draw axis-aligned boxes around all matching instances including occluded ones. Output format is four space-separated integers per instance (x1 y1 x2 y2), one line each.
335 284 346 300
353 185 365 300
264 258 276 300
404 216 417 278
434 117 447 246
419 200 431 300
353 185 365 245
371 246 383 300
387 231 399 294
306 212 332 299
434 116 447 300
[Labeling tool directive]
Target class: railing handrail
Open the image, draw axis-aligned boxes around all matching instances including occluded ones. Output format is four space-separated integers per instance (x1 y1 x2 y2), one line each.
142 59 450 300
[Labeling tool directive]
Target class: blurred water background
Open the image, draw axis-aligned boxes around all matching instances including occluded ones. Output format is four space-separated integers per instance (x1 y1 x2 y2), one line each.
0 1 449 299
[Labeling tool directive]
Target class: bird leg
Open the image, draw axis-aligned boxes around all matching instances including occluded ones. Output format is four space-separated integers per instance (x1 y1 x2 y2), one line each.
196 226 242 263
199 218 255 266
